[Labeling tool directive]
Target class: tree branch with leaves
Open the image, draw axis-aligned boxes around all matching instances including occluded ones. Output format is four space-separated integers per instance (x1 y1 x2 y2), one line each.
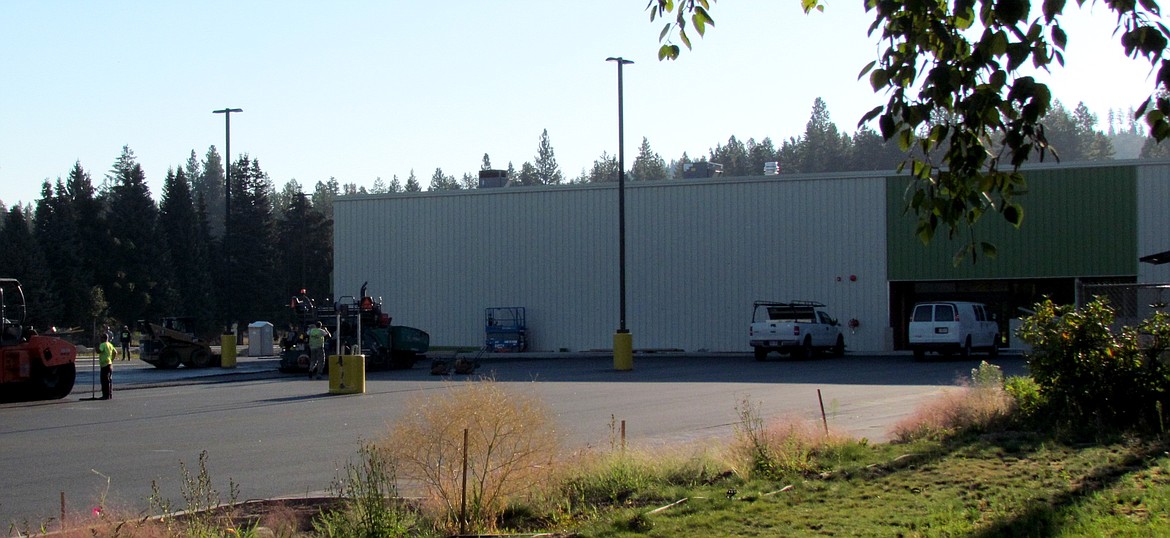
648 0 1170 262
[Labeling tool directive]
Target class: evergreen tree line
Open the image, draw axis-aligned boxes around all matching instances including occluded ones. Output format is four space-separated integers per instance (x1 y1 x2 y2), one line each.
411 98 1148 193
0 146 332 341
0 98 1151 338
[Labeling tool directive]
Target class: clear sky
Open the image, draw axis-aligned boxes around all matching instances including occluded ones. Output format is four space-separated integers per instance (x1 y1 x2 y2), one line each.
0 1 1157 207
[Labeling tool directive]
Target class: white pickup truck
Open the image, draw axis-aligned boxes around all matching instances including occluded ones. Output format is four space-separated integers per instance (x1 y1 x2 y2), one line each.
749 300 845 359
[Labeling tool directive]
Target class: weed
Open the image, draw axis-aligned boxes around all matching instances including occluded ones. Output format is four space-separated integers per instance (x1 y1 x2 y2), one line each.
378 378 560 534
890 381 1014 443
314 442 418 538
730 397 855 480
147 450 251 538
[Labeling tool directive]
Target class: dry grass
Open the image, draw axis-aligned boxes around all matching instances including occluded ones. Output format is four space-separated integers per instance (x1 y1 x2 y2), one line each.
377 378 561 534
889 383 1015 442
730 397 856 480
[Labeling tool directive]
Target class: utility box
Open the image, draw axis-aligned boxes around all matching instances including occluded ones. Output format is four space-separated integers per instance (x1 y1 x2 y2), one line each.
248 321 274 356
479 169 509 188
682 162 723 179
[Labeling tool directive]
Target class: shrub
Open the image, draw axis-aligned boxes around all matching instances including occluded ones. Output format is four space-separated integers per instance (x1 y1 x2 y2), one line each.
378 379 560 534
1018 297 1170 431
891 364 1014 442
1004 375 1044 419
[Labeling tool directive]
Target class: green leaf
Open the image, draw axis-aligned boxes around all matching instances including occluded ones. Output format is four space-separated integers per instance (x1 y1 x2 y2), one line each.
1041 0 1065 20
981 241 998 259
858 60 876 80
1050 25 1067 50
1003 203 1023 227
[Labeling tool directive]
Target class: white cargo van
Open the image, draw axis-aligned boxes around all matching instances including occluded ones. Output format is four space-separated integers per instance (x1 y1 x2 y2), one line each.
908 301 999 360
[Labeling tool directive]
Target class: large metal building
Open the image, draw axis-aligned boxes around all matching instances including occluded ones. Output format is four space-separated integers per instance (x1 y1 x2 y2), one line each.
333 159 1170 353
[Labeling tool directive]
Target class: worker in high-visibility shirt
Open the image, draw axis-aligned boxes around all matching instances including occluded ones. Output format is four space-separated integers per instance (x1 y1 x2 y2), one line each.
306 321 331 380
97 332 119 399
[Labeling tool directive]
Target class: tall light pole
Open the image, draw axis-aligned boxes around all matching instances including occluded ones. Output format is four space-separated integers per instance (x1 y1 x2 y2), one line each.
607 56 633 371
212 107 242 339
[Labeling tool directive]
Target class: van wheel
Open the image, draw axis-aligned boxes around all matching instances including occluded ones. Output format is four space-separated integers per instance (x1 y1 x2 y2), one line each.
989 335 1000 357
961 337 972 359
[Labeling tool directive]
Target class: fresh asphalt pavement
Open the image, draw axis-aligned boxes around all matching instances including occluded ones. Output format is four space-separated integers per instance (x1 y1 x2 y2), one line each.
1 349 1028 528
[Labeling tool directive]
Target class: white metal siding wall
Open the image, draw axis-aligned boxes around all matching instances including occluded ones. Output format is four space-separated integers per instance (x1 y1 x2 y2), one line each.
1138 160 1170 283
334 174 891 353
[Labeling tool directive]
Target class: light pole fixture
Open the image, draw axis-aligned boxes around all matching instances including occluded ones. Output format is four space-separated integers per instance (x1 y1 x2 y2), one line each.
212 108 243 229
606 56 633 371
212 107 242 337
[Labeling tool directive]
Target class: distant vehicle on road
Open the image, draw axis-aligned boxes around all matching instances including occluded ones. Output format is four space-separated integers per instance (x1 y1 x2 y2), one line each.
908 301 1000 360
749 300 845 360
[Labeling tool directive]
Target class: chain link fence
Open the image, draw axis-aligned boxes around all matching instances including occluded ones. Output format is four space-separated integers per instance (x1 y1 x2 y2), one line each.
1075 281 1170 325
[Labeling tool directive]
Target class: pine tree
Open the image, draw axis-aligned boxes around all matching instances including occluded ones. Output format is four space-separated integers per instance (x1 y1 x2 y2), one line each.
224 156 279 327
796 98 850 173
709 135 749 176
481 153 492 170
312 177 339 221
429 168 460 190
1 205 56 329
196 146 226 238
273 179 305 219
161 167 214 330
629 138 667 181
533 129 564 185
65 161 108 327
460 172 478 190
587 152 619 183
105 146 169 325
516 162 539 186
746 138 778 176
405 170 422 192
275 192 331 322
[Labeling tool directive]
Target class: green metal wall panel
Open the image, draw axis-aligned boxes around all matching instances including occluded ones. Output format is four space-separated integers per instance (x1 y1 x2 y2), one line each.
887 165 1138 280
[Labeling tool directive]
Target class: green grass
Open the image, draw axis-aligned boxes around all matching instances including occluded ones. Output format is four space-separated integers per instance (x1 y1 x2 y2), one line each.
566 434 1170 537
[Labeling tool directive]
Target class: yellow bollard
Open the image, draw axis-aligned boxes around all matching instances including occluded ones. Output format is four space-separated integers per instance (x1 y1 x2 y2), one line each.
329 354 366 394
613 331 633 371
220 334 237 368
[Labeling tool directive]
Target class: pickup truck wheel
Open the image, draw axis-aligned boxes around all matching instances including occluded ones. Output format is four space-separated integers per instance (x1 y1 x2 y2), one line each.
989 335 1000 357
831 335 845 357
913 348 925 362
796 338 813 360
753 347 768 361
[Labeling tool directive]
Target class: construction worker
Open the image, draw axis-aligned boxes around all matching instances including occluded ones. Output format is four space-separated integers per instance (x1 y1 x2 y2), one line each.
97 332 118 399
119 325 132 360
306 321 331 380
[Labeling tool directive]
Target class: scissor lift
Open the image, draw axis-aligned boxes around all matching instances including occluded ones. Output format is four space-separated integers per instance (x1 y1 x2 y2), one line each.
484 307 527 352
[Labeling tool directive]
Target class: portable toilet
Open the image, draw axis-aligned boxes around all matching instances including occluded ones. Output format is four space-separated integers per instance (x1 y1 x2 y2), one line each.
248 321 274 356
